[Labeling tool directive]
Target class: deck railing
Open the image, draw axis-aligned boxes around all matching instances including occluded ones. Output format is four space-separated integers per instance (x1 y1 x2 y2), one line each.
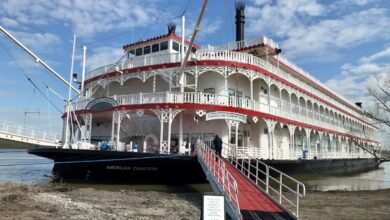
87 53 182 79
85 46 367 123
197 144 241 219
0 120 59 143
72 91 374 146
223 143 306 218
200 35 279 51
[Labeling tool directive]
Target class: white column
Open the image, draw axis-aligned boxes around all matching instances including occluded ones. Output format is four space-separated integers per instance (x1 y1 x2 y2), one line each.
169 72 172 92
279 91 282 113
227 122 232 146
318 132 323 159
306 135 310 158
116 112 121 148
81 113 92 144
159 112 164 153
195 66 198 91
62 117 67 145
290 134 294 159
250 78 253 100
111 112 116 143
167 109 172 153
224 76 228 95
268 86 271 113
269 131 274 159
235 123 239 148
179 113 183 153
153 74 156 93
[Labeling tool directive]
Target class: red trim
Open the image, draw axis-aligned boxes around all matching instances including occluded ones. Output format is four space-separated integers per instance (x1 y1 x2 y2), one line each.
84 60 377 129
122 33 199 50
71 103 379 144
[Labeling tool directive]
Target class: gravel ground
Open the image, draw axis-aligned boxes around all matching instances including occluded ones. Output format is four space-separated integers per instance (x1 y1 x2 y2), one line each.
0 183 202 220
1 183 390 220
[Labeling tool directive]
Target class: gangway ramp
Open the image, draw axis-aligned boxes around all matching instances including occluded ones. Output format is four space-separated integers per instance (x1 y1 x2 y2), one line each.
197 144 305 220
0 120 59 148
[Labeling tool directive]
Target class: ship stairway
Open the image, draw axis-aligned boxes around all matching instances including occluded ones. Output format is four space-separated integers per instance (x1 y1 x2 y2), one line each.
197 144 306 220
0 120 59 147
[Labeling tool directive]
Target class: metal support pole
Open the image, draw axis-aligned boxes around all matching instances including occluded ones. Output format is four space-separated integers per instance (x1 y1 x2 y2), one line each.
81 46 87 95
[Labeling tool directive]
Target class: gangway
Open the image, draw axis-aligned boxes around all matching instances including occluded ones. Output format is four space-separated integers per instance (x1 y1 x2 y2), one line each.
197 144 306 219
0 120 59 147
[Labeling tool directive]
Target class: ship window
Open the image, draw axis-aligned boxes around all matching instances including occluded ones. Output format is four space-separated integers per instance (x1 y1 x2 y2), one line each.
144 46 151 54
135 48 143 56
228 88 235 96
128 50 135 59
160 41 168 50
204 88 215 94
172 42 180 51
152 43 159 52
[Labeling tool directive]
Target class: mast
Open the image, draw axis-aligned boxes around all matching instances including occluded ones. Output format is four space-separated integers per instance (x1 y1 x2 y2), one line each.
0 26 80 94
64 35 77 148
179 0 208 90
81 46 87 96
180 15 185 92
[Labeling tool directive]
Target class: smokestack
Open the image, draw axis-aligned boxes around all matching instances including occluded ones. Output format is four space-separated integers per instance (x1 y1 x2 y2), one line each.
167 22 176 34
235 0 245 42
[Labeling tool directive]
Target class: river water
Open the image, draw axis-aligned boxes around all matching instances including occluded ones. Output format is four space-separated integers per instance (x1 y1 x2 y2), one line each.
1 149 389 191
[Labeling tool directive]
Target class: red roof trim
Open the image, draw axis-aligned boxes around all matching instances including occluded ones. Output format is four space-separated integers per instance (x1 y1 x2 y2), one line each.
71 103 378 144
122 33 199 50
84 60 377 129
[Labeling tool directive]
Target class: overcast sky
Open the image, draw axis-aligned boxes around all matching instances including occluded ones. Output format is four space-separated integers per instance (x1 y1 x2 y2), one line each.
0 0 389 137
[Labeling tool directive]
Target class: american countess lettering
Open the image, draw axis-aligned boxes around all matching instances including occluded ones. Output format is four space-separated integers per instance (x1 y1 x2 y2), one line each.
205 111 247 123
106 165 158 171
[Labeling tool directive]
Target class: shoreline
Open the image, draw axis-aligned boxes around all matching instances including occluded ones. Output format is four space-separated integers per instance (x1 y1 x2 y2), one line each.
1 183 390 220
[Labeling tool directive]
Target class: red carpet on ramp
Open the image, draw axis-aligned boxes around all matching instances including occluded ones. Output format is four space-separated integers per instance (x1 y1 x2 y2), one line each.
222 160 281 211
222 160 295 220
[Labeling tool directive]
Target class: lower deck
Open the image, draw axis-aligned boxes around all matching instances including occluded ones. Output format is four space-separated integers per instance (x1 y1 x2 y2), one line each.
68 107 375 161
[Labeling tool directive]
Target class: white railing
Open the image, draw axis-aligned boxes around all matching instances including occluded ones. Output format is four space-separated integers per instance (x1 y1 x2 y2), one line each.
236 147 263 159
87 53 182 80
71 91 376 145
277 55 364 116
223 143 306 218
0 120 59 143
201 35 279 51
85 45 370 128
197 144 241 220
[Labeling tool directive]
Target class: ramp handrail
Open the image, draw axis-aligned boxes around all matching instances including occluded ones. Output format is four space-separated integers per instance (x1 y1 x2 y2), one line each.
0 120 59 143
222 143 306 218
197 144 241 219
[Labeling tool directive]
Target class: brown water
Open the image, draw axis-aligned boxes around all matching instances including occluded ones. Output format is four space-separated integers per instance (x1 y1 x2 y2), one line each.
1 149 389 192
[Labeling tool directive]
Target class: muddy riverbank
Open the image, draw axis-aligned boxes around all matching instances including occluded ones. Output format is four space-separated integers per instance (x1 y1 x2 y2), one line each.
1 183 390 220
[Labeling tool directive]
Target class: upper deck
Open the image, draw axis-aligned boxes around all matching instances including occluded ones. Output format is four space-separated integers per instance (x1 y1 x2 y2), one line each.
84 35 372 128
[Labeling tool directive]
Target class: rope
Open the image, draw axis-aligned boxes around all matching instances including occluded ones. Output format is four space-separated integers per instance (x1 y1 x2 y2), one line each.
0 39 63 114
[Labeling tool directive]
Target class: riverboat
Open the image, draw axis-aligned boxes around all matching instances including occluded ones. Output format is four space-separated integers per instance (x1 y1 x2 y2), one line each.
29 1 379 183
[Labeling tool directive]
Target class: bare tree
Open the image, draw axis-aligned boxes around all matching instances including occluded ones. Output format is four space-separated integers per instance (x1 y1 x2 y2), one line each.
349 76 390 167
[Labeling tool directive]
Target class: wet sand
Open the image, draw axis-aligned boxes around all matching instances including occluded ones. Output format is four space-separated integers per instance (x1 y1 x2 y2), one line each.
1 183 390 220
